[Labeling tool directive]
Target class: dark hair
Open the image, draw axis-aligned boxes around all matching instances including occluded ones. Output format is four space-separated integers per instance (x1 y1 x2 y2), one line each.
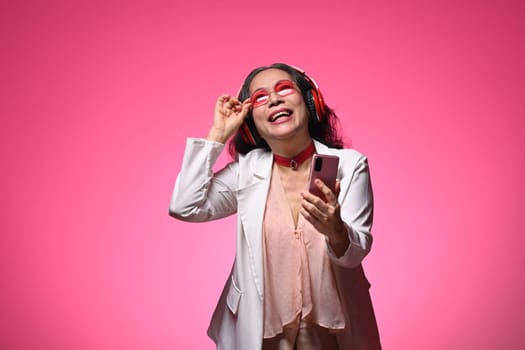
228 63 344 158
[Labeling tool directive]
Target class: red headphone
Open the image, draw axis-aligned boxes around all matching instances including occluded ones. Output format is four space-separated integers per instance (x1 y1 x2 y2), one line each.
240 65 327 146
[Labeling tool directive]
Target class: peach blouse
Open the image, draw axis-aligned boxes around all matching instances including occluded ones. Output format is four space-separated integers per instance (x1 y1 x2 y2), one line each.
262 165 346 338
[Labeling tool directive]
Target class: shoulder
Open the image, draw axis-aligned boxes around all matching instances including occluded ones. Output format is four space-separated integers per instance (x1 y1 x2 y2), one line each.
314 140 367 166
236 147 273 178
237 147 272 165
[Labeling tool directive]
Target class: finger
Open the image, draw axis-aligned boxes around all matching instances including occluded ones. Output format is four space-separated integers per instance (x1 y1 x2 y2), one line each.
240 100 252 115
300 190 326 209
335 180 341 197
300 208 328 236
216 94 230 107
300 207 317 224
314 179 337 204
226 101 252 128
302 197 328 222
225 98 237 108
230 98 246 112
224 100 243 116
300 207 321 225
231 99 251 118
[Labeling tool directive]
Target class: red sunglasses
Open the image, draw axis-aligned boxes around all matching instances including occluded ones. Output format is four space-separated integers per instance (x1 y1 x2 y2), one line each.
250 80 297 108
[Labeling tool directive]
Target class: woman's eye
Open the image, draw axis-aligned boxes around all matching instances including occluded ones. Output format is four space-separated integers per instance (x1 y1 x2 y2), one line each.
251 91 269 104
255 94 268 102
275 81 295 96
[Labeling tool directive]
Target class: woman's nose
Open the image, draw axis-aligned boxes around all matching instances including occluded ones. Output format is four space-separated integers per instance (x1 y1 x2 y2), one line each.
268 91 283 106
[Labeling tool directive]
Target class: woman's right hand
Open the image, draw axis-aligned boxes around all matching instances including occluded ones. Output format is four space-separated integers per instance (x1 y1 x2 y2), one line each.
206 94 251 144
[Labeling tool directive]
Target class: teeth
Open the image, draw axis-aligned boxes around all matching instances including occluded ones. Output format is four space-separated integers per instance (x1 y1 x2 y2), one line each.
271 111 291 121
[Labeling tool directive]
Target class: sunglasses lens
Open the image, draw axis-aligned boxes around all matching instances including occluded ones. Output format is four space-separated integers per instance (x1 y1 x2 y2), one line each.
251 91 269 107
275 81 295 96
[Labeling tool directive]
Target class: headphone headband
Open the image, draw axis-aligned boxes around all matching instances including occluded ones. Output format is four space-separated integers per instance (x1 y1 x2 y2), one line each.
290 65 322 94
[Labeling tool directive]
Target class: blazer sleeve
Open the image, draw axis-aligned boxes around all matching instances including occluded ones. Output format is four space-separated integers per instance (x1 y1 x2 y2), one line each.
327 154 374 268
169 138 239 222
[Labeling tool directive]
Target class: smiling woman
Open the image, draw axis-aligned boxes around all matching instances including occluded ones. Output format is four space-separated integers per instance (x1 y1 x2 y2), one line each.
249 69 311 150
169 63 381 349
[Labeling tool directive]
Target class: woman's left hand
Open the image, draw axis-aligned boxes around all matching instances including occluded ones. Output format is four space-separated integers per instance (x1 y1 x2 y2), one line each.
300 179 350 256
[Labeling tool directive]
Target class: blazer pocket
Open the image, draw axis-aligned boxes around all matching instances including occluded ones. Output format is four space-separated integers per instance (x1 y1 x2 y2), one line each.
226 276 242 315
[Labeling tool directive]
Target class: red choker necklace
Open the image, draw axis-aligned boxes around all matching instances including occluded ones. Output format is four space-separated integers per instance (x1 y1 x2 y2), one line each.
273 142 315 170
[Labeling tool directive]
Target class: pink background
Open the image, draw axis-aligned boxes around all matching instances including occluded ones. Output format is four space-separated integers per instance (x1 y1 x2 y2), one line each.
1 0 524 349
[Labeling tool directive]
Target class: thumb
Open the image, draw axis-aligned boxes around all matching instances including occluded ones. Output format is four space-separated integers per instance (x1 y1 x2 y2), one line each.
240 98 252 116
233 99 252 123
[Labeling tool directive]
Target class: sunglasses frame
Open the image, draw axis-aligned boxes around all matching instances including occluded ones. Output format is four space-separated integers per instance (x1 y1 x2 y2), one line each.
249 79 297 108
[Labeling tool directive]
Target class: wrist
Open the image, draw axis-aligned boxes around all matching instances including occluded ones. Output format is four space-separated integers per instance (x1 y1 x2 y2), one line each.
206 126 228 144
329 230 349 246
327 225 350 257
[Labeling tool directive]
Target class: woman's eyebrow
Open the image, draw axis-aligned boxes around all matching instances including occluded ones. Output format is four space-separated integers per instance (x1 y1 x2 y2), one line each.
251 80 291 94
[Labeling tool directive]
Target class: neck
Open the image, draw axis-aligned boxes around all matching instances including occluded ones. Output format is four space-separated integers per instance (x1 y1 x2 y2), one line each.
269 136 314 159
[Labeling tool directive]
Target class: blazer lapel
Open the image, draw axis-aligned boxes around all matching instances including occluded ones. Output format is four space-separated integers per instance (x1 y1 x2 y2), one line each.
237 150 273 299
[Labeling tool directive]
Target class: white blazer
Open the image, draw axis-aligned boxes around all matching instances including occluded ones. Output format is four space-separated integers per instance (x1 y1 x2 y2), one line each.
170 138 381 350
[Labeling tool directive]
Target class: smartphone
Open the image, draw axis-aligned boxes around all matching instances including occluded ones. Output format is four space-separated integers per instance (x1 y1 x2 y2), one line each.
308 154 339 200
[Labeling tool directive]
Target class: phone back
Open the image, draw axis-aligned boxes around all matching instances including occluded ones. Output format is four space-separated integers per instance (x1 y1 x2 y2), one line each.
308 154 339 200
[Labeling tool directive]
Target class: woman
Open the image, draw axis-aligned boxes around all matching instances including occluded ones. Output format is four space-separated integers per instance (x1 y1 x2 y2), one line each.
169 63 381 350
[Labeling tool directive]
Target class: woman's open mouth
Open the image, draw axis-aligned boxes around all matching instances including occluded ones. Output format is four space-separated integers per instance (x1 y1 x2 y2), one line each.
268 109 293 123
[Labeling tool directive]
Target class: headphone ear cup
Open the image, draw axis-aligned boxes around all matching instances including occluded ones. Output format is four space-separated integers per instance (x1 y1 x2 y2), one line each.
289 65 326 123
306 89 325 123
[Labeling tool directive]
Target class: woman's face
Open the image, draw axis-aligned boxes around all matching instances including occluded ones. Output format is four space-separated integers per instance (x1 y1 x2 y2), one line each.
248 68 310 144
